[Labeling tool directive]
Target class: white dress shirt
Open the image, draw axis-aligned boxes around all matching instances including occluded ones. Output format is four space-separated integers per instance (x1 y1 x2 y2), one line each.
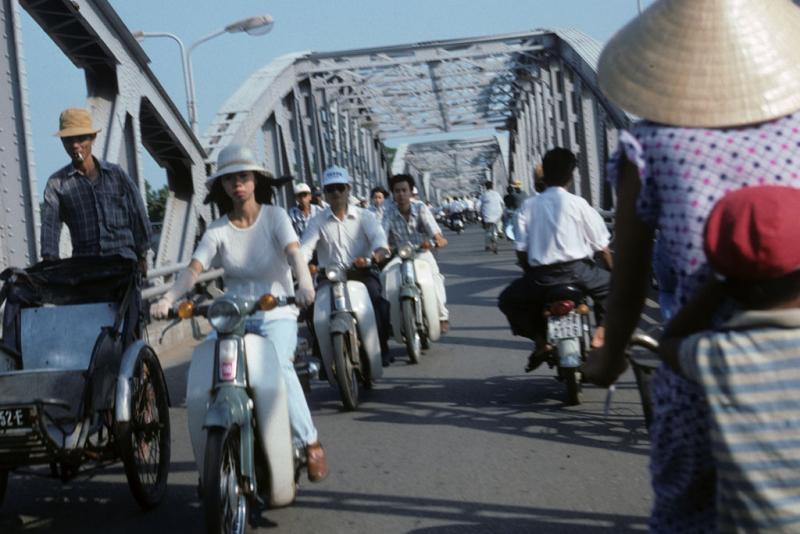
300 205 388 268
515 186 610 266
479 190 504 223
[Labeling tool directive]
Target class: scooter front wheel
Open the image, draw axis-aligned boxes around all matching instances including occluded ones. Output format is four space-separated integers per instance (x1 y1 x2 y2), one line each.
402 300 422 364
204 426 248 534
332 333 359 411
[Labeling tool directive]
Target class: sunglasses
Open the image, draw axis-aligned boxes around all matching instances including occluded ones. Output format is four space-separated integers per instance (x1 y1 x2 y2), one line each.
324 184 347 194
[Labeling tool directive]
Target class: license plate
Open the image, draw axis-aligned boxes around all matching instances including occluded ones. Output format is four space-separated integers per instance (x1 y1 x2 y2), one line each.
548 313 583 341
0 407 33 430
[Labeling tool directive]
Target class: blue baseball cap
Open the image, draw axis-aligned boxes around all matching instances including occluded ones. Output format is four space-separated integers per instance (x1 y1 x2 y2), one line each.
322 166 351 187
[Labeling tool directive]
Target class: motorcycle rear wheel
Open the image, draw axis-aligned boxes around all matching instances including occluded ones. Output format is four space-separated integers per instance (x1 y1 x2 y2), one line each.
402 300 421 364
563 368 582 406
204 426 248 534
118 347 171 510
332 333 359 411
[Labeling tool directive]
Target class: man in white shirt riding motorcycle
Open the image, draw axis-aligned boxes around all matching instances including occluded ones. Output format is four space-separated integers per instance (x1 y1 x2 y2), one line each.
498 148 612 371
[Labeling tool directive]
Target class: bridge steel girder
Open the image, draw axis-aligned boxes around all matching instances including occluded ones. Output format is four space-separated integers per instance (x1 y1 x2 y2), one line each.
1 0 209 272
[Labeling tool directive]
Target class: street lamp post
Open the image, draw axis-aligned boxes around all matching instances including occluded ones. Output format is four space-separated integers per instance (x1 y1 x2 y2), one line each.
133 15 274 134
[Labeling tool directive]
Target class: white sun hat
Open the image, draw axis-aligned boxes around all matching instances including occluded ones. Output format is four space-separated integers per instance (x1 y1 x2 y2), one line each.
206 144 272 188
598 0 800 128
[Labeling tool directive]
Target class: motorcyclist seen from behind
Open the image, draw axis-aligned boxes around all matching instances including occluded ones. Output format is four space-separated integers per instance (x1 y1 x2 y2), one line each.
150 144 328 482
383 174 451 333
498 147 612 372
299 166 394 366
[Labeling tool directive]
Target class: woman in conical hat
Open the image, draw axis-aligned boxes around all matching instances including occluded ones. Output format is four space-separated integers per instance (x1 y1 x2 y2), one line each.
583 0 800 530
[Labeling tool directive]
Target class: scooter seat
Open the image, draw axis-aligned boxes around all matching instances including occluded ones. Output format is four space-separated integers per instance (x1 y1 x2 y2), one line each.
542 285 584 303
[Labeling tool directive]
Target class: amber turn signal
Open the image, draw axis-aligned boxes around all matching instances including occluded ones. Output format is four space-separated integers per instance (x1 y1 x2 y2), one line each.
354 256 368 268
308 263 318 275
576 304 590 315
177 301 195 319
258 294 278 311
420 240 431 250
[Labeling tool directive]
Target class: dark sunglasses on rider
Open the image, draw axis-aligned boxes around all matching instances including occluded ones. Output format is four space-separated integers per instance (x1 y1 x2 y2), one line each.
61 134 94 144
324 184 347 194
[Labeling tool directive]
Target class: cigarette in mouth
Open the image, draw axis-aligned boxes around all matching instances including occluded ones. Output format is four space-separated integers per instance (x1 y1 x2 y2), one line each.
74 151 84 163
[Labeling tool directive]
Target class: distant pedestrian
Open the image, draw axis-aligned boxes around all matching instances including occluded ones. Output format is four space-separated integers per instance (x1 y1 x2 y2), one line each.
659 186 800 532
288 182 322 238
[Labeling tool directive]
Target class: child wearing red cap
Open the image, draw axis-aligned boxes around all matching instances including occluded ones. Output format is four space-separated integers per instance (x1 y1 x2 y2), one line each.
659 185 800 531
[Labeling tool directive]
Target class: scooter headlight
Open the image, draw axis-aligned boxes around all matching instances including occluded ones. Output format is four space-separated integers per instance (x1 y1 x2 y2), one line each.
208 299 242 334
398 244 414 259
326 266 345 283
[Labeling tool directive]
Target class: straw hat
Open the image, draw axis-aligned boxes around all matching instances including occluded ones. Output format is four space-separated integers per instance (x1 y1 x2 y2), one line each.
55 108 101 137
598 0 800 128
206 144 272 188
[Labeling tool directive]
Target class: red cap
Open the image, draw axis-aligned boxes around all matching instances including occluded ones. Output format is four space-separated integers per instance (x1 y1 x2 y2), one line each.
704 186 800 281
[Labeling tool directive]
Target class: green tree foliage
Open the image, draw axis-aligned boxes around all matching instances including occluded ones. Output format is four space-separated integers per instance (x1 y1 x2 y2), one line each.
145 181 169 223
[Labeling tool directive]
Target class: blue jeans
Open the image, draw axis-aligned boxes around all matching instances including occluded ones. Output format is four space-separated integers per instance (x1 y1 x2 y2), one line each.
210 318 318 449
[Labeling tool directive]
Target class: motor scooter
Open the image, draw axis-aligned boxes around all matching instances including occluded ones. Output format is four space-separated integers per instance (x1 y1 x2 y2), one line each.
381 242 441 363
448 214 465 234
539 285 594 405
314 258 383 411
173 293 299 533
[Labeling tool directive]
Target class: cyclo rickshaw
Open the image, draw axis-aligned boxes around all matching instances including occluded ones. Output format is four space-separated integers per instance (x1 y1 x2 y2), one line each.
0 255 170 510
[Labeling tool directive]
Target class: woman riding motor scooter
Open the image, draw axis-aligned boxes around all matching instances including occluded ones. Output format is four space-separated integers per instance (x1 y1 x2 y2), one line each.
150 145 328 484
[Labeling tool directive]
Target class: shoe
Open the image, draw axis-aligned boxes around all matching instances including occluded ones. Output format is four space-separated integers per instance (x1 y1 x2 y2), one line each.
440 320 449 334
525 345 552 373
306 441 329 482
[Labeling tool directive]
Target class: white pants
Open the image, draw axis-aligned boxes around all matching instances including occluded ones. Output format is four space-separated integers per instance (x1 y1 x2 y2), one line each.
419 250 448 321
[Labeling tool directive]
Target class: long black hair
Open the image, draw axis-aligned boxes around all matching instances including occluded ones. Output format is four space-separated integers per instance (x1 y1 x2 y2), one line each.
203 172 274 215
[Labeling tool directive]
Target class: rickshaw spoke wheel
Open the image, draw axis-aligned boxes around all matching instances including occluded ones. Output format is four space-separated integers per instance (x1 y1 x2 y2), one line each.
118 347 171 510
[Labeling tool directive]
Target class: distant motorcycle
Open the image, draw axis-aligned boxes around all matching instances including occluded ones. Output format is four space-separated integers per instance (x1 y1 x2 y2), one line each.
314 258 383 411
381 242 442 363
448 214 465 234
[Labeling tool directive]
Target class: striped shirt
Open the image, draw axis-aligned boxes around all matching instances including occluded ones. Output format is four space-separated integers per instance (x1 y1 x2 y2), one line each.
288 204 322 238
679 308 800 532
381 200 441 249
41 158 152 261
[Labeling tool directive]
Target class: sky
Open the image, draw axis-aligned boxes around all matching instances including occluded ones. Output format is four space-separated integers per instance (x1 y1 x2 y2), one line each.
18 0 651 194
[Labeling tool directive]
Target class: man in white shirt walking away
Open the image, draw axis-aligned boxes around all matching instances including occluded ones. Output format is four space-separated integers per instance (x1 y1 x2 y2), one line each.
498 148 612 371
301 166 393 365
479 181 505 253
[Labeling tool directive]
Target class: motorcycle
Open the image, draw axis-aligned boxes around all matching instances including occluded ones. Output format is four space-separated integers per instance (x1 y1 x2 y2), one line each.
448 213 465 234
314 258 383 411
174 293 299 533
540 285 594 405
381 242 441 363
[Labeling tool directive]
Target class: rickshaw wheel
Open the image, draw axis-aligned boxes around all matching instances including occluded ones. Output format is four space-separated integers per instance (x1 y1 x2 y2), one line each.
117 347 171 510
0 468 8 506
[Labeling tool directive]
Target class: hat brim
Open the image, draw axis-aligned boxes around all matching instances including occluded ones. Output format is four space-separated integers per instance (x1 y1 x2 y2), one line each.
322 177 351 187
205 168 291 189
54 127 101 138
598 0 800 128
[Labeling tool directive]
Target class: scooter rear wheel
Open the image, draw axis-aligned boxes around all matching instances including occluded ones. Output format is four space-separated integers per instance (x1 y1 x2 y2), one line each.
332 333 359 410
563 368 582 406
204 426 248 534
402 300 421 364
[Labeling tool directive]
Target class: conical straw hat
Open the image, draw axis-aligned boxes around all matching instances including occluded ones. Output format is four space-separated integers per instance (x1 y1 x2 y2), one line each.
598 0 800 128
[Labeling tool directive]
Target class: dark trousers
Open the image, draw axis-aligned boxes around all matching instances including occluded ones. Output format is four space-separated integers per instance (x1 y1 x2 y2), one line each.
498 259 610 342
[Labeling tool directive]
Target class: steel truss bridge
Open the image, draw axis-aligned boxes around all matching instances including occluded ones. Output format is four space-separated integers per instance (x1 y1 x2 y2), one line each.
1 0 629 274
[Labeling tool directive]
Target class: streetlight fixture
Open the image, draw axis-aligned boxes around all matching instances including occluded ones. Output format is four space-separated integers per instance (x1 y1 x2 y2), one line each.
132 14 274 134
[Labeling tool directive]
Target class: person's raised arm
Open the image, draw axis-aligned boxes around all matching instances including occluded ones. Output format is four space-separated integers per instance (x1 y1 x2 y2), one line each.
582 157 654 386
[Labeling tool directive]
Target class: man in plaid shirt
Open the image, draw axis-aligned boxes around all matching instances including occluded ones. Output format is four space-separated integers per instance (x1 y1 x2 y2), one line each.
40 109 151 264
382 174 450 333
